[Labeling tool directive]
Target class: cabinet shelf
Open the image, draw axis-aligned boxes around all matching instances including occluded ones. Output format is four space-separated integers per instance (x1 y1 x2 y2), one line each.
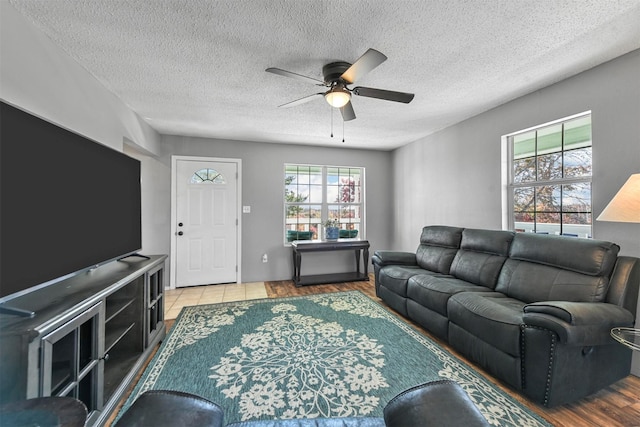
104 322 136 355
146 266 164 347
105 298 135 323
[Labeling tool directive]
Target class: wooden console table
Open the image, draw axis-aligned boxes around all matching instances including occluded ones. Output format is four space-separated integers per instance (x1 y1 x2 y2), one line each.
291 239 370 286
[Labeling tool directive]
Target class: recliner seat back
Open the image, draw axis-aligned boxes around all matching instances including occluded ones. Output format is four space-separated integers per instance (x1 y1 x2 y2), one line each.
415 226 463 274
496 233 620 303
449 229 514 288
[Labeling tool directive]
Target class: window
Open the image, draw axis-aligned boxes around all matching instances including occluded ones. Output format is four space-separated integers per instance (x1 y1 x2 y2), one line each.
190 168 226 184
506 112 592 237
284 164 364 243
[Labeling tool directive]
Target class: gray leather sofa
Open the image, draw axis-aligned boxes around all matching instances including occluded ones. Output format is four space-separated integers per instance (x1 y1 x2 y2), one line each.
115 380 489 426
372 226 640 407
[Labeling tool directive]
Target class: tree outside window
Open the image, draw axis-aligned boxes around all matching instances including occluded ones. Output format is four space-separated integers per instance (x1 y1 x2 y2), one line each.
284 164 364 243
509 113 592 237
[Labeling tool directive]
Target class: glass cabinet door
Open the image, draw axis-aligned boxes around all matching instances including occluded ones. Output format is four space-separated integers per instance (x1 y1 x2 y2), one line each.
41 302 104 416
146 265 164 346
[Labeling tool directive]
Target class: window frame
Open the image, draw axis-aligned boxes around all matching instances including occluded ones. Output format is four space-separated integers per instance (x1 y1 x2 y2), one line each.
505 111 593 237
283 163 365 245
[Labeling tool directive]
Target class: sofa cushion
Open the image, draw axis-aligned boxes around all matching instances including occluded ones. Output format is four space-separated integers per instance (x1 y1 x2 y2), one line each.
419 225 464 248
415 226 463 273
407 275 493 316
457 228 514 256
449 229 514 288
509 233 619 276
496 259 613 303
447 292 526 357
378 266 434 297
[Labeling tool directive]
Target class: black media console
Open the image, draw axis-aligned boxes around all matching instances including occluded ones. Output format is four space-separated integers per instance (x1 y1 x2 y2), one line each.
0 255 167 426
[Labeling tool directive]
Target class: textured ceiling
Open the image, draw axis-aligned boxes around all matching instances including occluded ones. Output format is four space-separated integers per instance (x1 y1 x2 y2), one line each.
8 0 640 150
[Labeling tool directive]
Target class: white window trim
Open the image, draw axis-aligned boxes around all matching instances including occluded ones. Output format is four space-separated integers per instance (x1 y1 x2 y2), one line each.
502 111 592 236
283 163 365 246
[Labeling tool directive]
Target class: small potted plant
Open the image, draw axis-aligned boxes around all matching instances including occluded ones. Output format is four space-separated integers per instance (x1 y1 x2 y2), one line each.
324 218 340 240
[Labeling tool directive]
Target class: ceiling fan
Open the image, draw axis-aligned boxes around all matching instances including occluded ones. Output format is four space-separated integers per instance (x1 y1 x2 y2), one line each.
266 48 414 121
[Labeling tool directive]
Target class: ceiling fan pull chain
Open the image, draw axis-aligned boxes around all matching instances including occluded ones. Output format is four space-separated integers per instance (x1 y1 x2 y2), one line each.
342 119 345 143
330 106 334 138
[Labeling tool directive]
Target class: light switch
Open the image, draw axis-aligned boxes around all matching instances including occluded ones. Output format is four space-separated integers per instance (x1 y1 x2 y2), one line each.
243 206 251 213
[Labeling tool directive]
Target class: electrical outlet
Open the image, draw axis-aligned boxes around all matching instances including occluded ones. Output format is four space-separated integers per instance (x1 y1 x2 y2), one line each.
262 253 268 263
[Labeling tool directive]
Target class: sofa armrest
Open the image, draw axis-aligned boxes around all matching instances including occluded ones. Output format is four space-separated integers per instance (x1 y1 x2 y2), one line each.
607 256 640 314
523 301 635 346
383 380 489 427
371 251 417 267
114 390 224 427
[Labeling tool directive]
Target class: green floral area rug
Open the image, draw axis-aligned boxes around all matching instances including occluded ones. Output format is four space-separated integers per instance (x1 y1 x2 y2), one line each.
120 291 550 426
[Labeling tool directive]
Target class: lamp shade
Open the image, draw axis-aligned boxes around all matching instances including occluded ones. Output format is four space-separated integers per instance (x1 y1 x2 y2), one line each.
596 173 640 223
325 88 351 108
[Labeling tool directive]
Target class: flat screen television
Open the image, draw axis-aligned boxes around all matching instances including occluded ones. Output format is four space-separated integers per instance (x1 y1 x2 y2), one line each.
0 100 142 308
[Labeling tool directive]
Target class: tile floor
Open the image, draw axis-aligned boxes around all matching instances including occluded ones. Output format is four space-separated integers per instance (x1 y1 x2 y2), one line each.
163 282 268 320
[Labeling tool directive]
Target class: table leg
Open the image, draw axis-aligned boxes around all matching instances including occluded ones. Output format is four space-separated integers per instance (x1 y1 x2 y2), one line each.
293 251 302 285
291 249 298 282
355 249 361 274
363 247 369 277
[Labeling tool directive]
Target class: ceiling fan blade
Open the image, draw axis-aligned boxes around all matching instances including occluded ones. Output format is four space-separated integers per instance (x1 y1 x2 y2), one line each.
340 49 387 84
278 93 323 108
353 86 415 103
266 67 325 85
340 101 356 121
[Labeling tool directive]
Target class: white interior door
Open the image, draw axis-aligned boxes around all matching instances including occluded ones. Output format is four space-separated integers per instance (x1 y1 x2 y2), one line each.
175 159 238 287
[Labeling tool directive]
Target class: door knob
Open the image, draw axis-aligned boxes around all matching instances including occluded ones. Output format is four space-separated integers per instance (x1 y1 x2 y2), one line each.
178 222 183 227
178 231 184 236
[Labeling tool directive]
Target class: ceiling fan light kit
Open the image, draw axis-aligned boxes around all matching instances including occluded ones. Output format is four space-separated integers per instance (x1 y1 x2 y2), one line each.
325 85 351 108
266 48 415 124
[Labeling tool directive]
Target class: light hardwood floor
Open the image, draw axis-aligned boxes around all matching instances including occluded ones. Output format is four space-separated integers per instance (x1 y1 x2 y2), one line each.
111 278 640 427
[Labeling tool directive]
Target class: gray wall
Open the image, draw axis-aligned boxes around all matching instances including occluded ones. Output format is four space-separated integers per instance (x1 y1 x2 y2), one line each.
123 144 172 257
160 136 393 283
0 2 162 155
392 49 639 255
392 49 640 374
